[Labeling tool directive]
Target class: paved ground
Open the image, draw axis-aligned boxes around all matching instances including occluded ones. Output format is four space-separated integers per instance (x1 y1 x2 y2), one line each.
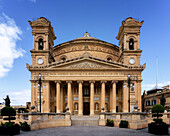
18 126 169 136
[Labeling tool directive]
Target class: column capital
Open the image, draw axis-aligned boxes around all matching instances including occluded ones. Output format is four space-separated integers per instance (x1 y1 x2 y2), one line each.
89 80 95 84
54 80 61 84
100 80 107 84
43 80 50 84
111 80 118 84
136 80 142 83
66 80 72 84
77 80 83 84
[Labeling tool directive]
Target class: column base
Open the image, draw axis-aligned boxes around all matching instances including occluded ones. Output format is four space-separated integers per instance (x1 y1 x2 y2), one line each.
111 110 116 113
123 110 129 112
78 110 83 116
90 110 94 116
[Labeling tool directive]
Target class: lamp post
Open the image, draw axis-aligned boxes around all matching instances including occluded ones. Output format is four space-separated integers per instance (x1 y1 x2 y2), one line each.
38 73 42 113
127 75 131 112
127 74 138 112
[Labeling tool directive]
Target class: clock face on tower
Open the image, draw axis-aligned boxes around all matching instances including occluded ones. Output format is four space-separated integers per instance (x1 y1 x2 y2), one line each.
37 58 44 65
129 58 135 65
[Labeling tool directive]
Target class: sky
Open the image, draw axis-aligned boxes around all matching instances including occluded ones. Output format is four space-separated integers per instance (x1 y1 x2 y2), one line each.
0 0 169 105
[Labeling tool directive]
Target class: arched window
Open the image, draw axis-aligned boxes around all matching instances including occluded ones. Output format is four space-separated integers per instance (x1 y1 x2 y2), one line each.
61 57 66 61
107 57 112 62
129 39 134 50
38 39 44 50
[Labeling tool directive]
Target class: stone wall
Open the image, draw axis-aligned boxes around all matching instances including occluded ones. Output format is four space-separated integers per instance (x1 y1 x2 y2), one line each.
0 112 71 130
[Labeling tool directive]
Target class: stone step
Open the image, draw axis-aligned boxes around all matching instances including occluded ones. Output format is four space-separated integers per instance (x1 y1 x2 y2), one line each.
71 120 99 126
71 115 99 120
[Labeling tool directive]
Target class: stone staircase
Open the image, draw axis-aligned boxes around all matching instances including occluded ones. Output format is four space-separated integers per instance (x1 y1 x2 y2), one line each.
71 115 99 126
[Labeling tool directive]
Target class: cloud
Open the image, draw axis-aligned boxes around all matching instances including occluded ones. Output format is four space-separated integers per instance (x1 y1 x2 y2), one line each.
30 0 36 3
142 81 170 91
0 13 25 78
0 89 31 105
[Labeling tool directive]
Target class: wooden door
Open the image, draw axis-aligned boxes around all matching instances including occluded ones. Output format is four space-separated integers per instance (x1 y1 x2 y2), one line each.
83 102 90 115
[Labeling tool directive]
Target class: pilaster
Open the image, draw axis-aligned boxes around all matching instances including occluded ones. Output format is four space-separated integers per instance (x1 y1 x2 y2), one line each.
123 81 128 112
44 81 50 113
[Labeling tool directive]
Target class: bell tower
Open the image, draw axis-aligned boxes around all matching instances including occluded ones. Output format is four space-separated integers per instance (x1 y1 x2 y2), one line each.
28 17 56 66
116 17 144 66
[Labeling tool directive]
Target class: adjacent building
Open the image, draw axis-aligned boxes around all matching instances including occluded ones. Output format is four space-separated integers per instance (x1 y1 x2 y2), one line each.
27 17 145 115
142 85 170 112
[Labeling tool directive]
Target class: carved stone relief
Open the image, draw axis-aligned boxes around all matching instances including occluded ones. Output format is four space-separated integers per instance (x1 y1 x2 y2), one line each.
69 62 103 69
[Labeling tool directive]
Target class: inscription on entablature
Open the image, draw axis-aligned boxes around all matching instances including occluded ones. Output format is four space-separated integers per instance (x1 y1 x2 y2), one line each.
69 62 103 69
53 44 119 57
49 72 124 76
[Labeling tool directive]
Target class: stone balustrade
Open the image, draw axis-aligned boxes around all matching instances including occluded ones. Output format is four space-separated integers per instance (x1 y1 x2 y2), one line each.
99 112 170 129
0 112 71 130
99 112 148 129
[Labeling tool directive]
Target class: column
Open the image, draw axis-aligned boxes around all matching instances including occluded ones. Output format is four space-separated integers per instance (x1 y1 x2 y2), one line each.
111 81 117 113
123 81 129 112
138 81 142 111
44 81 50 113
60 86 64 113
66 81 72 113
55 81 61 113
90 80 95 116
101 81 107 111
78 81 83 116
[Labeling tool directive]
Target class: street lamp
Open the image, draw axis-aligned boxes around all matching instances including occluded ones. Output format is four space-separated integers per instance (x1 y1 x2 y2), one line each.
127 74 138 112
38 73 42 113
127 74 131 112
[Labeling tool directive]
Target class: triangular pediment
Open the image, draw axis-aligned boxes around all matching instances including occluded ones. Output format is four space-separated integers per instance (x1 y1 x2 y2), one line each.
48 57 128 69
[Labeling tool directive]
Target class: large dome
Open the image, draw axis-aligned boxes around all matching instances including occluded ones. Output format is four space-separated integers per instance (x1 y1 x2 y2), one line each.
53 32 119 62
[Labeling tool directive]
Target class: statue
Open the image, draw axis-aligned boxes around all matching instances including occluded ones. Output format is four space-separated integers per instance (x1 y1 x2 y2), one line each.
3 95 11 107
160 94 166 107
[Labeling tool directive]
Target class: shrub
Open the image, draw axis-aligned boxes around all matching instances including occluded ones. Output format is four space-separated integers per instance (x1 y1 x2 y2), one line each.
119 120 128 128
0 123 20 135
1 107 16 123
151 104 165 124
20 121 30 131
106 119 114 127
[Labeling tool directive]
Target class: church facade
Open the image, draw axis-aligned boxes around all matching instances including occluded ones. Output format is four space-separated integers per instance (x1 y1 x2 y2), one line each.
27 17 145 115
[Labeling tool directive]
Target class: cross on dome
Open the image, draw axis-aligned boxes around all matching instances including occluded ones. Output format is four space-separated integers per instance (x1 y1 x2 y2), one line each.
83 32 91 37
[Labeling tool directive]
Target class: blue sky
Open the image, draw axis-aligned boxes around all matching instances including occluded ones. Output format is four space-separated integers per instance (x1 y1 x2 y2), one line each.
0 0 169 105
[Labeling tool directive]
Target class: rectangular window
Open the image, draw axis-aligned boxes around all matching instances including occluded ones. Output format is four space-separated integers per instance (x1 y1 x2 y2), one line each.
74 97 78 101
146 101 150 106
94 97 99 101
152 100 156 105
